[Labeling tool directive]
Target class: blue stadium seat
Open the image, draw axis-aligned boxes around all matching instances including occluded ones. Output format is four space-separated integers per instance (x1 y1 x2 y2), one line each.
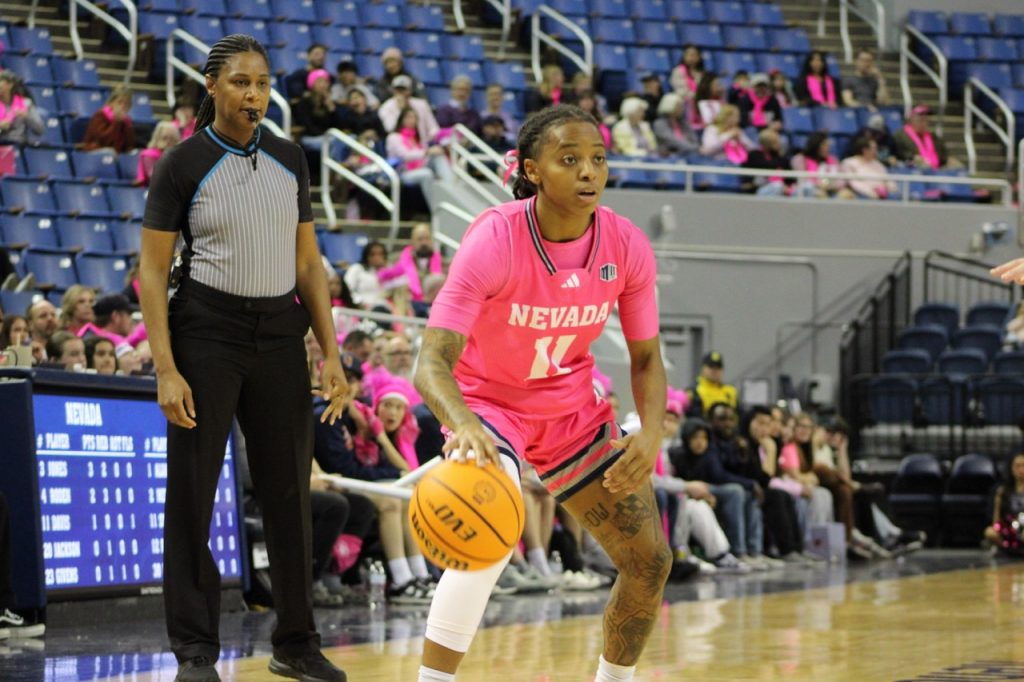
68 151 120 183
139 0 181 11
680 24 722 50
0 290 39 316
591 0 628 19
937 348 988 376
50 58 101 88
866 376 917 423
631 0 667 21
881 348 932 374
271 0 316 23
977 37 1019 62
694 169 743 193
813 107 859 137
919 376 964 425
320 231 369 267
360 3 403 29
889 454 944 542
317 1 357 27
57 87 106 120
782 106 815 134
483 62 529 91
116 152 139 184
723 26 767 52
137 12 180 40
629 47 672 74
311 27 356 54
994 14 1024 38
748 3 785 27
38 117 65 147
548 0 587 17
53 181 112 217
2 180 57 215
652 170 687 189
226 0 270 19
442 61 484 88
28 85 57 117
223 19 271 47
907 10 948 35
21 247 78 290
950 12 992 36
667 0 706 22
402 5 445 31
4 55 54 85
942 454 997 547
613 168 656 189
106 186 147 220
913 302 960 336
706 1 746 24
355 29 398 55
591 18 636 44
268 21 312 50
934 36 978 61
179 15 224 45
403 32 444 60
407 58 444 86
1000 87 1024 113
636 21 679 47
108 220 142 253
55 217 116 252
976 376 1024 424
76 253 130 293
595 44 629 73
967 301 1012 328
965 63 1014 89
951 327 1002 361
180 0 226 14
132 94 156 125
897 324 949 361
0 214 59 249
994 350 1024 374
21 148 74 181
9 27 54 55
714 51 757 78
767 28 811 54
758 53 800 80
444 35 485 62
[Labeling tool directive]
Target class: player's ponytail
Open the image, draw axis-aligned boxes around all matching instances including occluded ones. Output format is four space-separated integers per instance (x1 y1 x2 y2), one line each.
510 104 602 200
194 34 272 133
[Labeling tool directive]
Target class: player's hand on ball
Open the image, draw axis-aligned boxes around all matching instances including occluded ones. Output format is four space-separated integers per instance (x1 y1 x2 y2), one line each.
604 428 660 494
317 357 350 425
443 419 500 467
991 258 1024 285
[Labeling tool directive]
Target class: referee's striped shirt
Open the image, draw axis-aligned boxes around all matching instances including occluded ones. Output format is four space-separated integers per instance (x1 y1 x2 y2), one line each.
143 126 314 297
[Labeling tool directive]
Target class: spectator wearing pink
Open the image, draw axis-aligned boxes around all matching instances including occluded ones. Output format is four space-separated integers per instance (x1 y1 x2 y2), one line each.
791 132 853 199
840 136 898 200
694 73 726 128
893 105 960 170
82 86 135 152
76 294 146 349
735 73 783 130
770 69 797 109
611 97 657 157
0 70 43 145
171 100 196 140
59 285 96 335
377 75 439 146
670 44 705 99
796 51 840 109
700 105 757 164
653 93 699 157
524 64 564 114
574 90 611 148
385 107 453 189
378 223 443 303
136 121 180 187
362 334 423 406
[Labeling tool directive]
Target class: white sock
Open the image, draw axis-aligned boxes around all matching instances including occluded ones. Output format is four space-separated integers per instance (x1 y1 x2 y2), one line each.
527 548 551 576
418 665 456 682
388 558 414 587
409 555 430 579
595 655 635 682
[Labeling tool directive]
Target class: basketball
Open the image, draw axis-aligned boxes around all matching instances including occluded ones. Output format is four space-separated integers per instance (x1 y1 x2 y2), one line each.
409 460 525 571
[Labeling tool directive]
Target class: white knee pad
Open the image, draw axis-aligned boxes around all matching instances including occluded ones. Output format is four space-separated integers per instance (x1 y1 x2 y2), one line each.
424 453 520 653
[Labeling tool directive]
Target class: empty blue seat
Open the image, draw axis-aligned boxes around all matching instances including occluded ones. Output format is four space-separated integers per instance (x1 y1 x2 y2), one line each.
653 170 687 189
994 350 1024 374
999 87 1024 113
38 117 65 147
748 3 785 27
76 253 129 293
5 55 54 85
9 27 54 55
2 180 57 215
137 12 180 40
320 232 369 267
57 88 106 119
978 37 1019 62
897 324 949 361
21 247 78 290
548 0 587 17
723 26 767 52
22 148 74 181
976 376 1024 424
268 21 312 49
318 1 358 27
913 302 959 336
667 0 706 22
402 5 446 32
267 48 305 76
406 57 444 86
182 0 226 16
631 0 667 21
994 14 1024 38
0 214 59 249
591 18 636 44
50 58 101 88
403 32 444 60
68 151 121 183
889 453 944 542
951 327 1002 360
0 290 39 316
942 453 997 546
354 29 397 54
55 217 116 252
680 24 722 49
782 107 815 134
768 28 811 54
715 51 757 78
53 182 112 217
312 26 356 54
139 0 181 11
919 377 964 425
950 12 992 36
706 1 746 24
594 44 629 72
907 10 948 35
107 186 147 220
483 62 528 91
360 3 403 29
966 301 1012 328
223 19 271 47
108 220 142 253
694 169 743 193
881 348 932 374
179 15 224 45
270 0 316 23
591 0 628 18
934 36 978 61
226 0 271 20
614 168 656 189
442 61 484 89
965 63 1013 89
28 85 58 117
444 36 485 62
937 348 988 376
635 21 678 47
758 53 800 80
813 107 859 137
866 376 917 423
629 47 672 74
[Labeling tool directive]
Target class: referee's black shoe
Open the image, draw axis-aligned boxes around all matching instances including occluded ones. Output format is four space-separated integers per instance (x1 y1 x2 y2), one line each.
175 656 220 682
269 651 347 681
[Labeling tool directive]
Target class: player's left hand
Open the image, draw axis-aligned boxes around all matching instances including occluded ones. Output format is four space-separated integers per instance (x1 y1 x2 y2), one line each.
317 357 350 425
604 428 661 494
991 258 1024 285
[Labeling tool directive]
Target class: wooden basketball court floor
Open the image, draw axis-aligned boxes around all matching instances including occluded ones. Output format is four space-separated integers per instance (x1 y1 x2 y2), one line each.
5 551 1023 681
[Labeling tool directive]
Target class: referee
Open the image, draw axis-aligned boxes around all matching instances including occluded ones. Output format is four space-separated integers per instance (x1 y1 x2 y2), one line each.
139 35 348 682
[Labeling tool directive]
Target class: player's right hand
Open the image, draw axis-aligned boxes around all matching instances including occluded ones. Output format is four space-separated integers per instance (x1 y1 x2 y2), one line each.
443 419 500 467
157 369 196 429
991 258 1024 285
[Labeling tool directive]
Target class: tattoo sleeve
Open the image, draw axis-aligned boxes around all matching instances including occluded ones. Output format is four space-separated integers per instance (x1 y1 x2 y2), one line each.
414 327 477 430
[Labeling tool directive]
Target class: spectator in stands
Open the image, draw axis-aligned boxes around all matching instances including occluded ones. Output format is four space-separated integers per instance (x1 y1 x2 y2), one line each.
845 113 897 166
564 71 604 112
341 329 373 364
893 105 960 170
640 73 665 123
136 121 180 187
524 64 565 114
435 75 482 136
744 128 793 196
0 314 28 349
700 105 756 164
574 90 611 148
84 336 117 375
480 83 520 137
670 44 706 100
386 106 453 190
82 86 135 152
344 241 391 311
331 60 379 110
373 47 425 103
685 351 737 418
116 345 143 376
840 135 897 200
294 67 347 158
381 333 415 383
736 73 783 131
78 293 136 347
26 299 57 356
770 69 797 109
59 285 96 335
378 75 440 145
0 71 43 145
171 100 196 140
480 114 513 153
694 72 726 128
285 43 330 101
726 70 750 106
413 273 445 319
339 89 386 138
791 132 853 199
842 49 890 111
45 330 86 371
653 93 698 157
612 97 657 157
985 453 1024 556
796 51 840 109
380 223 443 305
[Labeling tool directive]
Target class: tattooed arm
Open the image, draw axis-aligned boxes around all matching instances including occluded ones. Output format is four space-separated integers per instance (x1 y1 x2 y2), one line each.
414 327 500 465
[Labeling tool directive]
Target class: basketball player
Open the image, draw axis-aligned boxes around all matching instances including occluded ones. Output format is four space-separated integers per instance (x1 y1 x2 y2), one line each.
414 104 671 682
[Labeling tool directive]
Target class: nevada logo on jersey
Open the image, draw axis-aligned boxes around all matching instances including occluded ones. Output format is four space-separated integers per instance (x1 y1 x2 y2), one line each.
599 263 617 282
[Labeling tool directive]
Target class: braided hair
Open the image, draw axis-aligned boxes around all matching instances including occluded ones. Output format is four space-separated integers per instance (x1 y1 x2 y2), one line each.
194 34 271 133
510 104 600 200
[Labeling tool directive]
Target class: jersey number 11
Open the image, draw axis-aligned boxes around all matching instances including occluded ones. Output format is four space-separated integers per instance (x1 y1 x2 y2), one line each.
527 335 577 380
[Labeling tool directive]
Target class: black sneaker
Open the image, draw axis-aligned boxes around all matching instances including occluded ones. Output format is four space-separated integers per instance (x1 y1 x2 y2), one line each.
175 656 220 682
388 579 434 604
269 651 347 682
0 609 45 640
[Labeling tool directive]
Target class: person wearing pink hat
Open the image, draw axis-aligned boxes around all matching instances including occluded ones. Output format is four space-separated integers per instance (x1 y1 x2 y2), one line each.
893 105 960 170
294 66 346 162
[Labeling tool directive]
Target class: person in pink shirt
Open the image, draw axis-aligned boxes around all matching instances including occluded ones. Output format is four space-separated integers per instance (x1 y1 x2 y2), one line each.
136 121 181 187
414 104 669 682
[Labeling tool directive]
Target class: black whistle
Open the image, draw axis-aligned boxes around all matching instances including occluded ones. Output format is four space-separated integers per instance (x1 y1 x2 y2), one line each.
247 109 259 123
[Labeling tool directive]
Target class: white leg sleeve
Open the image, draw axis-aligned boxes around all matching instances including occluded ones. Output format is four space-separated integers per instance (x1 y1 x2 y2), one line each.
686 499 730 558
423 453 520 653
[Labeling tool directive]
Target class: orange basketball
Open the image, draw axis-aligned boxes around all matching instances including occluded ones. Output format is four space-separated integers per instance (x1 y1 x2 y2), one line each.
409 460 525 571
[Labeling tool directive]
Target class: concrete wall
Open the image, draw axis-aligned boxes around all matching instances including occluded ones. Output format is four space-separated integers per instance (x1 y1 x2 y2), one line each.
873 0 1021 50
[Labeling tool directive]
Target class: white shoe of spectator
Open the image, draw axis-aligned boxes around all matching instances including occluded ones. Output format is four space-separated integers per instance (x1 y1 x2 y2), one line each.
711 553 752 574
739 555 771 571
692 557 718 574
580 567 613 588
756 555 787 569
561 569 603 591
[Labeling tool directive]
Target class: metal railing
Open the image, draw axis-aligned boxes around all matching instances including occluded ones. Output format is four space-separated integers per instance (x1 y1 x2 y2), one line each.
431 201 475 251
28 0 42 28
70 0 137 85
447 123 514 205
454 0 511 60
320 128 400 240
165 29 291 137
923 250 1017 308
900 25 947 129
964 77 1016 175
530 5 593 84
838 0 886 63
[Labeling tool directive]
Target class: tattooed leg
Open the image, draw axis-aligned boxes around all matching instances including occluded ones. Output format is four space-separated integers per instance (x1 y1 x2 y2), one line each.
562 479 672 666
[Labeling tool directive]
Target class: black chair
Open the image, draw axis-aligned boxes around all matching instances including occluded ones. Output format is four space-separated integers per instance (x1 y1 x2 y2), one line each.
913 302 960 337
941 454 996 547
889 454 945 545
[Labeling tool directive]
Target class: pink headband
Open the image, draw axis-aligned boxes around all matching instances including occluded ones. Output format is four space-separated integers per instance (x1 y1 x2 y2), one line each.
307 68 330 90
502 149 519 186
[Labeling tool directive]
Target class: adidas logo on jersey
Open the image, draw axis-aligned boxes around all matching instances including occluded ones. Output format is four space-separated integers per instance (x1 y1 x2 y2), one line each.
560 274 581 289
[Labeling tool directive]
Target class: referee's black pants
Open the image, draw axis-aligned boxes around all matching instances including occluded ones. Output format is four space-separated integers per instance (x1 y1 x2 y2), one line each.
164 280 318 663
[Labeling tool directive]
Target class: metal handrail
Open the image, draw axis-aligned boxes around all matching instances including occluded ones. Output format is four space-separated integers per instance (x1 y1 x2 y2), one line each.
964 78 1016 175
447 123 514 205
838 0 886 63
432 201 475 251
28 0 42 28
320 128 401 240
165 29 291 137
530 5 593 84
900 25 948 130
455 0 511 59
70 0 137 85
